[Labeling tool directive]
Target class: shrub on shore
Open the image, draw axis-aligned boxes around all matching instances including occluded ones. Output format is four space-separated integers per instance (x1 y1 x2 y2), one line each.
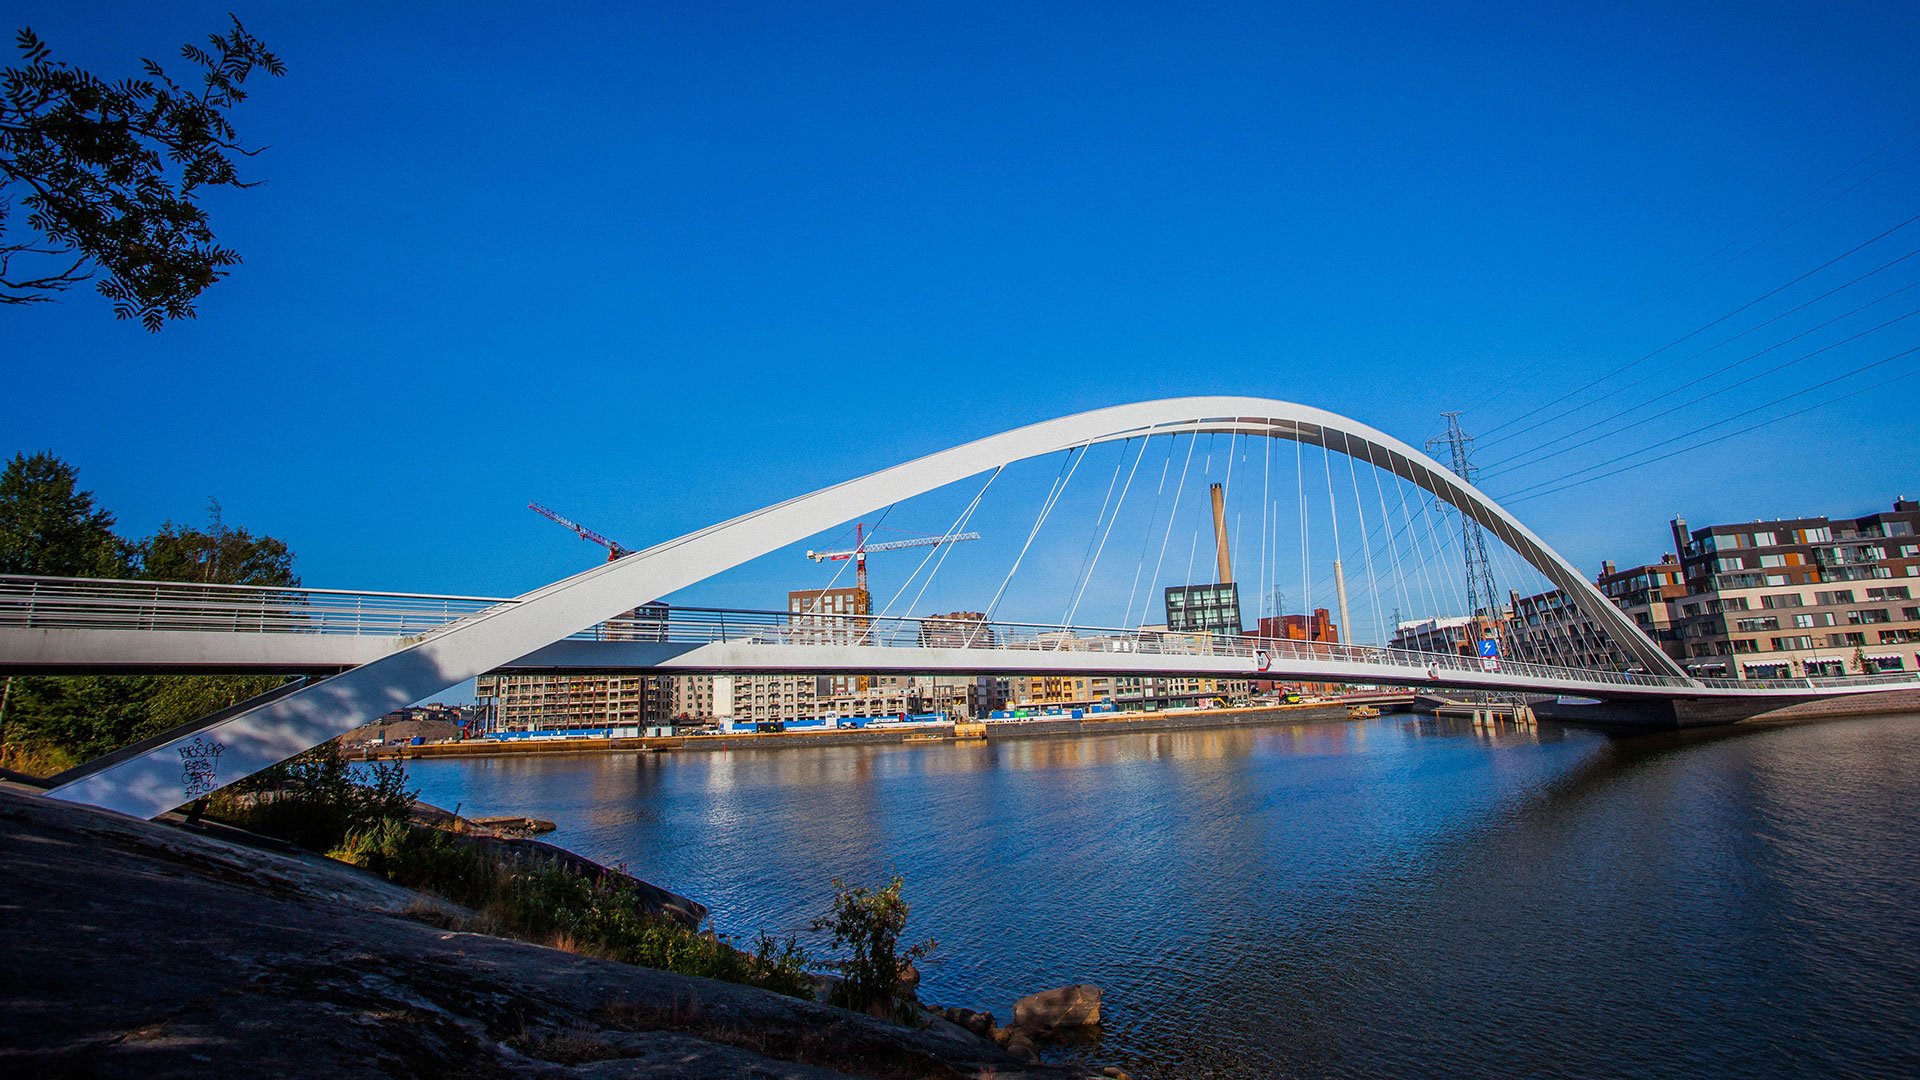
813 874 936 1022
331 820 814 998
207 742 414 853
208 749 936 1018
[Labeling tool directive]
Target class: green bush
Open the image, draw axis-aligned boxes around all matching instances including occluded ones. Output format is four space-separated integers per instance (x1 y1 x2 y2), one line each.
329 820 814 999
210 742 414 853
812 875 936 1021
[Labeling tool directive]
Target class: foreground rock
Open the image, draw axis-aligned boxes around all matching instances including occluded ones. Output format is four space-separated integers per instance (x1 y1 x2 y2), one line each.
0 784 1082 1079
1013 984 1103 1035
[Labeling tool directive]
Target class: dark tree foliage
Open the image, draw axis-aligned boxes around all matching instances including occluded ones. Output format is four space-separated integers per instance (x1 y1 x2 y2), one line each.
140 498 298 586
5 674 165 763
0 454 298 774
0 17 284 328
0 450 132 576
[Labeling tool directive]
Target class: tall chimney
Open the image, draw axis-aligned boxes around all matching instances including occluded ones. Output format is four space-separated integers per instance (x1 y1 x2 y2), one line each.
1209 482 1232 583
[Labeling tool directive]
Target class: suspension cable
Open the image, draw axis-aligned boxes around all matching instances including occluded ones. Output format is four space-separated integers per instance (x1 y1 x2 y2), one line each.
984 443 1088 622
882 465 1003 620
1140 434 1200 628
1122 436 1179 629
1064 438 1149 630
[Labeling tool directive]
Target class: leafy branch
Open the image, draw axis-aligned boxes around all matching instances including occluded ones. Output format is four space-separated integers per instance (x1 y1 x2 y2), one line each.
1 17 284 328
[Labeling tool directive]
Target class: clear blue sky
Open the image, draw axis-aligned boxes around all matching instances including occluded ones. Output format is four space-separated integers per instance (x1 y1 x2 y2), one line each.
9 2 1920 625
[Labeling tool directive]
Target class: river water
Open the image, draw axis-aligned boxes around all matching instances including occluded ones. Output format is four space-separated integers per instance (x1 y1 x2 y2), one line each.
405 713 1920 1078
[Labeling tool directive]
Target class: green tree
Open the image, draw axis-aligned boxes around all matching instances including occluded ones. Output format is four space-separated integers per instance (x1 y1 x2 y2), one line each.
1 17 284 328
0 457 299 774
131 497 298 757
4 674 158 768
0 451 131 576
139 498 297 586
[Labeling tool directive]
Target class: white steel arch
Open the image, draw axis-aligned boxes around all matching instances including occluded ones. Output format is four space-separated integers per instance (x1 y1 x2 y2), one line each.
47 397 1687 818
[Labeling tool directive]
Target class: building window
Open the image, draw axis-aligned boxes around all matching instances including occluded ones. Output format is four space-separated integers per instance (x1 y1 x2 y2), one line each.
1848 609 1892 625
1829 632 1867 648
1866 586 1911 601
1761 593 1805 609
1816 589 1855 605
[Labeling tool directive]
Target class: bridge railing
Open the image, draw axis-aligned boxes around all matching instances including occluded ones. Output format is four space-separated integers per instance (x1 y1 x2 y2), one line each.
7 574 1917 695
0 574 505 638
582 607 1716 691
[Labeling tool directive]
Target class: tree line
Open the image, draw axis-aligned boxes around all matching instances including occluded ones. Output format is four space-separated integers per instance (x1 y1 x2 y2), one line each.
0 451 297 774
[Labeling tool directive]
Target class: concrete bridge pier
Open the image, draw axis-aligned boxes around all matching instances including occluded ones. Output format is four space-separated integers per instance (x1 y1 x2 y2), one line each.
1532 685 1920 730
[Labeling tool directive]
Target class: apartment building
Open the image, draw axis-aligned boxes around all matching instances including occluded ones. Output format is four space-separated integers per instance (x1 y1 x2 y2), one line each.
1596 555 1687 655
474 603 672 733
919 611 994 648
995 672 1251 712
1668 499 1920 679
475 672 668 734
1165 582 1244 634
1506 586 1626 670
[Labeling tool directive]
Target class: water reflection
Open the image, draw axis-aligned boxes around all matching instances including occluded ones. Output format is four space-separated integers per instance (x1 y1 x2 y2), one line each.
407 713 1920 1079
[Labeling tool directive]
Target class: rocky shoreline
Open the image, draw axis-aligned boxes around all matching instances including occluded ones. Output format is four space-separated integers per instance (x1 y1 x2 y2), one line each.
0 782 1121 1079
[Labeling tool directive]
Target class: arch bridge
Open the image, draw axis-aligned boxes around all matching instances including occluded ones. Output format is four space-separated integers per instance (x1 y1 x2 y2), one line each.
5 397 1910 819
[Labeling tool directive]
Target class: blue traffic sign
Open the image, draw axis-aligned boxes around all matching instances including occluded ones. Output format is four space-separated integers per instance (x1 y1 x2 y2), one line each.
1477 638 1500 658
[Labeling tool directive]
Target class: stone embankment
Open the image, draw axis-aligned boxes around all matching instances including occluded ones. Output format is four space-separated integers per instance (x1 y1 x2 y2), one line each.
0 783 1097 1079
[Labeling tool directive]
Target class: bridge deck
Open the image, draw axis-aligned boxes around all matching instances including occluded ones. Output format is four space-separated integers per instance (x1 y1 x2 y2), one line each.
5 575 1915 702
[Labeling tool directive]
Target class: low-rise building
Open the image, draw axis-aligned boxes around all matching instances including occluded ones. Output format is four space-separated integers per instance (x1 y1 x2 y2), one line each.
1256 610 1340 644
1390 615 1493 658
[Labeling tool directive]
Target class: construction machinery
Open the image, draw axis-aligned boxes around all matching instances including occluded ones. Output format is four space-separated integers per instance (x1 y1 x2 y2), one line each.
528 502 632 561
805 524 982 596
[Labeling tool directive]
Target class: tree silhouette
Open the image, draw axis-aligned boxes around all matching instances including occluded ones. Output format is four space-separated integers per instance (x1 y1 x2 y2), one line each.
1 17 284 328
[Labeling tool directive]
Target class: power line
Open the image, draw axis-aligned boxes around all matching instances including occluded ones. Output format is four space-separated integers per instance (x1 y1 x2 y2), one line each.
1463 122 1920 419
1478 245 1920 469
1477 210 1920 443
1504 363 1920 505
1493 343 1920 503
1483 295 1920 481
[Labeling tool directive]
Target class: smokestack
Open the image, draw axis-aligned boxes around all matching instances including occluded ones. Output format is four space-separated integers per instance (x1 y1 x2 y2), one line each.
1209 482 1232 583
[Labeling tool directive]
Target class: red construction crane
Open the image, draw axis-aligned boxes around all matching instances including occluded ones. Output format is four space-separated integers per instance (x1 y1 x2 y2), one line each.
528 502 632 561
806 524 982 595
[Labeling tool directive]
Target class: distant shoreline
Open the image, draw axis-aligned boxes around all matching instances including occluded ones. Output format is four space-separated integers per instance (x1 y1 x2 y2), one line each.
359 697 1411 763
